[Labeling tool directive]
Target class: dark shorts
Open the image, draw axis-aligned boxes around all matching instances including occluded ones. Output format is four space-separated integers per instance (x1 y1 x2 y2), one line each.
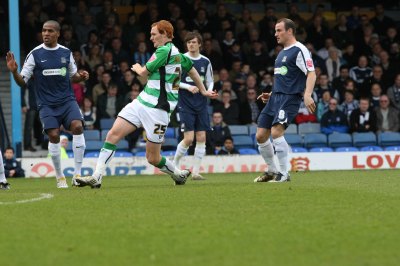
257 93 302 129
179 111 211 132
39 101 84 131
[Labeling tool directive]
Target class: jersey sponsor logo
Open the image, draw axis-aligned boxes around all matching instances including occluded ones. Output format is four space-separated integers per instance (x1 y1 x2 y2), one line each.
275 66 288 75
148 53 157 62
42 67 67 76
306 59 313 68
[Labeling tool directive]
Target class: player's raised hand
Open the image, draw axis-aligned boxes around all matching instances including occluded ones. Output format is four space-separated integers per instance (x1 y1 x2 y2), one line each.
79 70 90 81
188 86 200 94
304 94 316 113
257 92 271 103
6 51 18 73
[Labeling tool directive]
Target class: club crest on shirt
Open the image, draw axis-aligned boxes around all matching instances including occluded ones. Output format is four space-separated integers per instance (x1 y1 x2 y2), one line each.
148 53 157 62
282 56 287 62
61 57 66 64
306 59 313 68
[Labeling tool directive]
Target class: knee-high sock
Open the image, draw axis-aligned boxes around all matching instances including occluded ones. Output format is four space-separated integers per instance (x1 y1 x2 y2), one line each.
49 142 63 178
193 142 206 176
273 136 289 175
157 156 181 176
72 134 86 176
173 140 189 167
0 150 7 183
93 142 116 179
258 139 278 173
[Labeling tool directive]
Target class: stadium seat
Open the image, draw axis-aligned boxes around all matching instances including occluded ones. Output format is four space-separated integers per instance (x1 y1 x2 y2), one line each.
285 134 303 147
101 129 109 140
238 148 258 155
85 140 104 151
291 147 308 153
286 124 298 134
100 118 115 130
335 147 359 152
229 125 249 136
298 123 321 135
309 147 334 152
67 151 74 158
85 151 100 158
378 132 400 147
352 132 377 147
304 133 328 148
161 150 176 156
163 138 178 150
116 140 129 151
134 151 146 157
385 146 400 151
232 135 254 149
360 146 383 152
248 125 257 135
114 151 133 157
165 127 176 138
84 130 100 141
328 133 353 148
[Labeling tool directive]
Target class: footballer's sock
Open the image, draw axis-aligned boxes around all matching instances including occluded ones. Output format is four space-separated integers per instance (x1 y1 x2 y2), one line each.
157 156 181 176
258 139 278 173
72 134 86 176
0 151 7 183
173 140 189 167
273 136 289 175
192 142 206 176
93 142 116 179
48 142 63 178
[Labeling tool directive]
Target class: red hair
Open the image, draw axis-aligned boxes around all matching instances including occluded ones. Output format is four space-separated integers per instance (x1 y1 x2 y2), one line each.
151 20 174 39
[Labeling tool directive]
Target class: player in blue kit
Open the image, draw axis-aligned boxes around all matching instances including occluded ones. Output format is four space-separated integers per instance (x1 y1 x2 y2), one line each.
173 32 214 180
254 18 316 183
6 20 89 188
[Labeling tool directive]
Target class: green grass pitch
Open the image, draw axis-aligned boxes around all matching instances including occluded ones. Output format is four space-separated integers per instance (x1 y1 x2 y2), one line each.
1 170 400 266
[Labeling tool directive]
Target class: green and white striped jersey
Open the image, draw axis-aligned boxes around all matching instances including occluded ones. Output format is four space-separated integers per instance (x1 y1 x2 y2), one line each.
138 42 193 113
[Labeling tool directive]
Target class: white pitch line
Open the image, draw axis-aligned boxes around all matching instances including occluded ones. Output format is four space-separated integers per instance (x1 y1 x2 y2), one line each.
0 193 54 205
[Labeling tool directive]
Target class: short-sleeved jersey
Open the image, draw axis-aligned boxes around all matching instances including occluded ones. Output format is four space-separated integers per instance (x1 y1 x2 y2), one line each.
20 44 77 108
273 42 314 94
178 53 214 113
138 42 193 113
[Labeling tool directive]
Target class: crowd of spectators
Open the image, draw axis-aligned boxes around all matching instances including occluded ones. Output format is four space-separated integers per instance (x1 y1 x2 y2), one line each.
13 0 400 152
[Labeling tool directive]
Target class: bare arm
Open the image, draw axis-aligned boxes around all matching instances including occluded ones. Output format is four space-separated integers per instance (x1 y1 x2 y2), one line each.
131 63 149 77
304 71 317 113
6 52 26 87
71 70 89 83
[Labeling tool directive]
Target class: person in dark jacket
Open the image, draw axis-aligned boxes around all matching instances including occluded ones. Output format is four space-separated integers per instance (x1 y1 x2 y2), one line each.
206 111 231 154
217 136 240 155
320 98 349 134
3 147 25 178
349 97 378 133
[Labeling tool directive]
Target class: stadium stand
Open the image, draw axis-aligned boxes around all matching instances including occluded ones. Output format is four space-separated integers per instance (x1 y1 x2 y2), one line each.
328 133 353 148
360 146 384 152
238 148 258 155
100 119 115 130
309 147 334 152
232 135 254 149
352 132 377 148
229 125 249 136
378 132 400 147
335 147 359 152
298 123 321 135
84 130 101 141
304 133 328 148
285 134 303 147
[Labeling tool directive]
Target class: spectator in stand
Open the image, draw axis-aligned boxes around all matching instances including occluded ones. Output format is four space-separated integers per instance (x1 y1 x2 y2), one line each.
342 43 357 67
370 3 395 37
295 101 318 124
346 5 362 31
349 97 378 133
217 136 240 155
80 30 104 59
331 13 354 50
92 71 112 106
59 26 79 52
317 90 332 121
241 74 259 101
306 14 330 50
133 41 151 66
123 81 142 106
325 47 342 82
102 50 120 81
87 64 105 96
314 73 340 102
214 68 231 93
235 8 255 38
259 73 273 93
258 6 277 50
370 83 383 108
75 13 98 45
233 63 250 92
118 70 140 98
84 44 103 72
362 65 387 96
72 71 86 107
191 8 212 34
339 90 359 121
375 94 400 133
96 83 124 125
317 37 342 61
211 3 236 39
354 23 374 57
122 13 142 53
344 78 359 99
332 65 350 100
247 40 269 76
72 50 91 73
22 11 41 53
224 41 246 69
320 98 349 134
3 147 25 178
229 60 242 84
305 42 326 73
387 74 400 111
214 90 240 125
110 37 130 66
81 97 96 130
240 88 264 125
379 50 398 87
203 38 224 71
206 111 232 155
96 0 119 30
382 26 400 52
349 55 372 85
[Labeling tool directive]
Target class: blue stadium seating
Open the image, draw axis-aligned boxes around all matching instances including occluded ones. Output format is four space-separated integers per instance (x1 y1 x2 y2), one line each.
85 140 104 151
163 138 178 150
304 133 328 148
67 151 74 158
298 123 321 135
100 118 115 129
335 147 359 152
101 129 109 140
85 151 100 158
161 150 176 156
84 130 101 141
378 132 400 147
135 151 146 157
285 134 303 147
385 146 400 151
328 133 353 148
165 127 176 138
352 132 377 147
248 125 257 136
229 125 249 136
360 146 383 152
238 148 258 155
116 140 129 151
232 135 254 149
291 147 308 153
114 151 133 157
309 147 334 152
286 124 298 134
